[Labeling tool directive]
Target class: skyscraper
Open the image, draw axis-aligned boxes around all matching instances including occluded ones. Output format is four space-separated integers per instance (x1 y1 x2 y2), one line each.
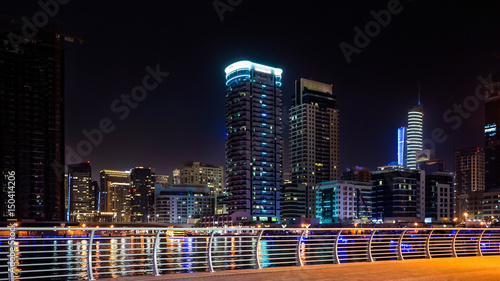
397 127 406 166
100 169 131 221
485 72 500 191
454 147 485 195
0 25 65 221
406 104 423 169
225 60 283 223
290 78 339 218
130 167 155 223
67 163 92 221
454 147 485 219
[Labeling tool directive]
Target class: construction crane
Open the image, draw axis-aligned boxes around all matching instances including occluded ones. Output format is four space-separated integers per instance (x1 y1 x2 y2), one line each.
0 14 87 44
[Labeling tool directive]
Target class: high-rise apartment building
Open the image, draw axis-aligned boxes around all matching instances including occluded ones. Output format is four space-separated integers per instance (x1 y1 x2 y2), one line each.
290 78 339 218
130 167 155 223
454 147 485 195
406 104 423 169
67 163 92 221
100 169 131 222
225 60 283 223
454 147 485 218
485 72 500 191
0 25 65 221
180 161 224 194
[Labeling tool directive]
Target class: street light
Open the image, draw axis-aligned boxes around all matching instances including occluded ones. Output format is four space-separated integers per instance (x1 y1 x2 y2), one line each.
463 212 468 222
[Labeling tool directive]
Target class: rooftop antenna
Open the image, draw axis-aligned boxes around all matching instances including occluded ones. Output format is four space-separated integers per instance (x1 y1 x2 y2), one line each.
418 82 421 105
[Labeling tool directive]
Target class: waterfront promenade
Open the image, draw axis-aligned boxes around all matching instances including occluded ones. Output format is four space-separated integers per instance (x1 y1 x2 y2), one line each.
116 256 500 281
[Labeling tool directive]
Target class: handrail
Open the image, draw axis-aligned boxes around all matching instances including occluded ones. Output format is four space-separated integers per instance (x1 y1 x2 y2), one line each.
0 227 498 280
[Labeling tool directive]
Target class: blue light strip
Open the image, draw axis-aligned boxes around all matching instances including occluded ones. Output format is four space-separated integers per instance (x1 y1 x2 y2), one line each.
397 127 406 166
67 174 71 221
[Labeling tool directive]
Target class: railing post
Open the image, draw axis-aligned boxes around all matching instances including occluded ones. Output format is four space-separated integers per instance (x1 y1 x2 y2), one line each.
296 230 306 267
333 230 341 264
477 229 486 257
87 229 96 281
254 230 264 269
207 230 216 273
425 230 434 259
367 230 376 262
451 229 460 258
152 230 162 276
397 230 407 261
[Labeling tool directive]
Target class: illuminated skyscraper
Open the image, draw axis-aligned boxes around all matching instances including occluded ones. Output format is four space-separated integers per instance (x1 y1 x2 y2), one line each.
397 127 406 166
225 60 283 223
485 73 500 191
67 163 92 221
100 169 131 221
290 78 339 217
406 105 423 169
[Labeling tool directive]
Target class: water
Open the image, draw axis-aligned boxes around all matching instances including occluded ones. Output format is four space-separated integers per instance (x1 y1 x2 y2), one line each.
0 230 263 280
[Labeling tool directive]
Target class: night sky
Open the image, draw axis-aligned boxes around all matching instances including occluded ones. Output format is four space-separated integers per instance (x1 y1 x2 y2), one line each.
2 0 500 181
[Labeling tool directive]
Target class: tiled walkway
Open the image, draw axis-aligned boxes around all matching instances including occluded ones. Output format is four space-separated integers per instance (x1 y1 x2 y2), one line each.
115 256 500 281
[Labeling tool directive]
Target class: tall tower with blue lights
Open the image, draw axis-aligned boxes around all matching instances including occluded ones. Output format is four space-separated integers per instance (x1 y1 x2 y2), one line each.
406 103 423 169
397 127 406 166
224 60 283 223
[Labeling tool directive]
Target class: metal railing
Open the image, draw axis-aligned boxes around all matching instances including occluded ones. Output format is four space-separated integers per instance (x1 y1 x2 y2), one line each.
1 227 500 280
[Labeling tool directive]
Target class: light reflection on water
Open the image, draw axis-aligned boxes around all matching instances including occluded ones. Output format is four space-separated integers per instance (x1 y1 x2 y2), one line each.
0 232 293 280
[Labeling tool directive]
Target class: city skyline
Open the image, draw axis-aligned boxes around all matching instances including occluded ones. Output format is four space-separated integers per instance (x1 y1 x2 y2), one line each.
1 1 499 182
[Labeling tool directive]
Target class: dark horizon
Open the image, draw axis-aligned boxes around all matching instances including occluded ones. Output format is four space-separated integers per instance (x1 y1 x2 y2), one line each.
1 0 499 181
